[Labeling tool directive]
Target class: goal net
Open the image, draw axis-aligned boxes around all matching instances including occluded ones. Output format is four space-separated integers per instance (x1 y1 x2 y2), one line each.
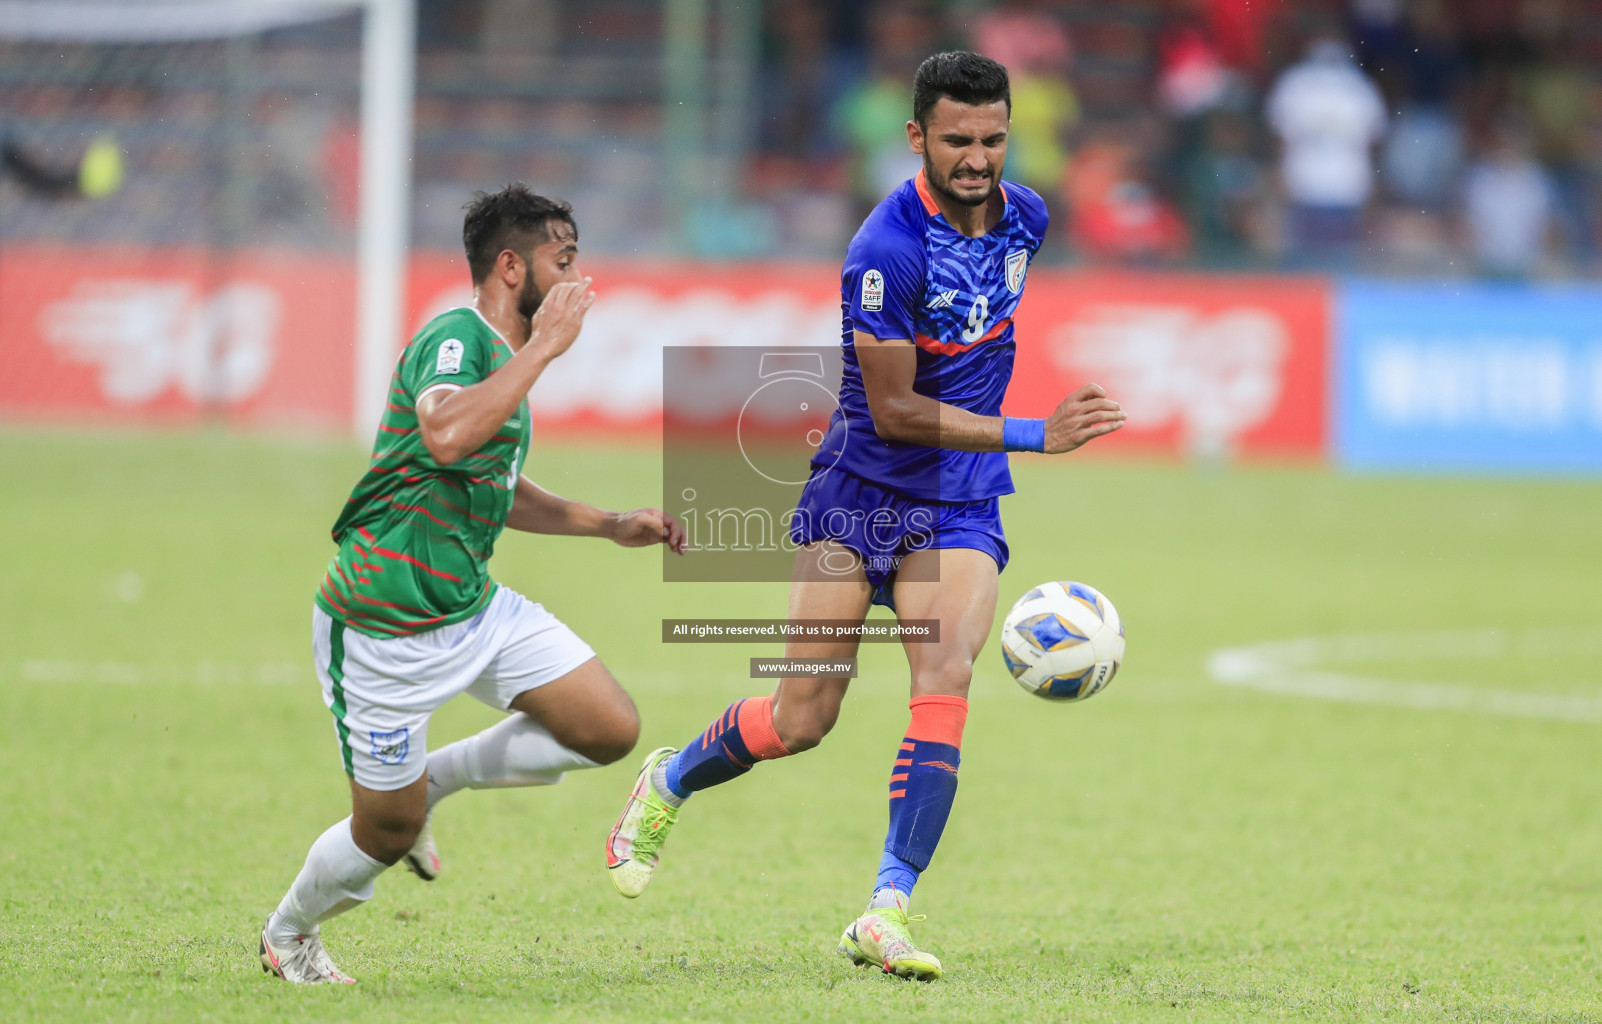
0 0 411 436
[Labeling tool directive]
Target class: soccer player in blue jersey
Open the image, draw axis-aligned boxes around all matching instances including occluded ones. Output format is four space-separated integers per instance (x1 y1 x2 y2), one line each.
606 52 1126 979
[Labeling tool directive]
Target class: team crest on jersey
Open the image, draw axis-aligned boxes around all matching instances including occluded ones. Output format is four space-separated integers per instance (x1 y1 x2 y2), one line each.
436 339 464 375
861 269 885 311
370 727 411 765
1005 250 1029 294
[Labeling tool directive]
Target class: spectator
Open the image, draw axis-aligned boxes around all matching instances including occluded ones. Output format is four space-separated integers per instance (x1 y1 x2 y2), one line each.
1462 115 1553 279
1518 2 1599 266
1379 0 1465 212
1265 35 1387 269
972 0 1079 236
1155 6 1254 261
1157 16 1234 120
1068 130 1190 266
1 130 120 200
1183 109 1265 266
1203 0 1273 78
757 0 843 162
832 1 937 216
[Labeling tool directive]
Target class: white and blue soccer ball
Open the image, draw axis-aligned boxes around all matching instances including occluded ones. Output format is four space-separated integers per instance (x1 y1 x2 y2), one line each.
1000 581 1125 701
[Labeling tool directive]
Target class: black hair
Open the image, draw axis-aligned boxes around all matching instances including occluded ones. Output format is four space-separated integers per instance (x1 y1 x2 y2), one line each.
462 184 577 284
912 51 1011 127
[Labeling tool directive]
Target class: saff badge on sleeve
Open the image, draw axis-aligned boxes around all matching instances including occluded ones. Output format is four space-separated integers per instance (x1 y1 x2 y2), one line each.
435 338 465 375
861 269 885 312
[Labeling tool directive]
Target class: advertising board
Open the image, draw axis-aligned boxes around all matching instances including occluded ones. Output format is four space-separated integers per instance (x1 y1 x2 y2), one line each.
1336 281 1602 472
1005 272 1329 459
0 246 354 430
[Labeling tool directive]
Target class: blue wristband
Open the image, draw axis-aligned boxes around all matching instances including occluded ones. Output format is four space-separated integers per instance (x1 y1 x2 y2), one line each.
1002 417 1046 453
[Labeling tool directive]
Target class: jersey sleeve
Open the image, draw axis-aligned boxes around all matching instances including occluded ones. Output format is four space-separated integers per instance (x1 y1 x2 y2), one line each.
400 318 493 401
1008 183 1051 254
842 214 925 341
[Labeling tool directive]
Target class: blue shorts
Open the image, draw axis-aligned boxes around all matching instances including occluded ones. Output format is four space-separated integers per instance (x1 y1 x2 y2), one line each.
789 469 1009 609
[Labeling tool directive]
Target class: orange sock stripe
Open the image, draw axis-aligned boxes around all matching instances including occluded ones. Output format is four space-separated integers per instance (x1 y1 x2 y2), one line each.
889 772 908 783
736 694 789 760
894 758 912 766
889 789 906 799
905 694 968 748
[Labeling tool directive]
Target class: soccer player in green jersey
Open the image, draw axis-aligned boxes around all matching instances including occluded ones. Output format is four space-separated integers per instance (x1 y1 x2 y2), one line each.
259 184 686 984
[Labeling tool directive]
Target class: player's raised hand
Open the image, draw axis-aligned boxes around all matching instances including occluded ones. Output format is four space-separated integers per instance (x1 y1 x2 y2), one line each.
609 508 689 554
528 278 595 361
1044 382 1126 454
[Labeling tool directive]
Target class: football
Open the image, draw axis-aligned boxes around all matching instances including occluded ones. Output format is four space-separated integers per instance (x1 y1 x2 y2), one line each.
1000 581 1125 701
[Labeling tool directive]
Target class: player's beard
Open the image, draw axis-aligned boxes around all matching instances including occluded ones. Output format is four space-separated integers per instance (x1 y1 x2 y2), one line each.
925 155 995 208
516 269 543 320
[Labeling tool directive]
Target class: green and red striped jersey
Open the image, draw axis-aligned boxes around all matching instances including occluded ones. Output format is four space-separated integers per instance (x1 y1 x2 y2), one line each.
315 307 530 638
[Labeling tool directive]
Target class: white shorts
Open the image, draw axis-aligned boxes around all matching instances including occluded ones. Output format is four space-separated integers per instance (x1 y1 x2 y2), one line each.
311 585 596 790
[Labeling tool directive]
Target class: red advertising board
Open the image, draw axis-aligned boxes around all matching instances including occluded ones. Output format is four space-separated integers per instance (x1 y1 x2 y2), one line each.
1005 271 1329 458
0 245 355 430
407 254 845 434
0 246 1328 459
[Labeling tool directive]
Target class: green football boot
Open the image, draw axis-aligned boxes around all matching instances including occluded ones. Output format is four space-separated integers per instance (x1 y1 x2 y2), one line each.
838 906 944 980
605 746 681 898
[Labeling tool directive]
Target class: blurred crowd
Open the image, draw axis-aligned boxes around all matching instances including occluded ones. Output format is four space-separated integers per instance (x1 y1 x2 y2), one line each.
757 0 1602 277
2 0 1600 278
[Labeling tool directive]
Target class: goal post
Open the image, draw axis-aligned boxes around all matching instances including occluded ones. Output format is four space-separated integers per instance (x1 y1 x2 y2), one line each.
0 0 414 440
354 0 414 442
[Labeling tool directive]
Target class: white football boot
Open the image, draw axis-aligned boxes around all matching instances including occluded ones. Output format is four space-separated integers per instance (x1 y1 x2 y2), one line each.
403 810 441 881
259 919 356 984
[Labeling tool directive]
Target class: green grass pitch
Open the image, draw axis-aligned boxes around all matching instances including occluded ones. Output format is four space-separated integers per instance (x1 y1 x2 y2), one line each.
3 428 1601 1023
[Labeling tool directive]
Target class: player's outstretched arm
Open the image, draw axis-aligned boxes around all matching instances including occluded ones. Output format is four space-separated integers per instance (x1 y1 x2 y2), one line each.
854 331 1125 453
416 280 594 466
505 476 687 553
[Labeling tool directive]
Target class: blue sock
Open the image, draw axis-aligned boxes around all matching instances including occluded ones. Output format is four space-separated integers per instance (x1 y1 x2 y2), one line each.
667 695 790 795
875 696 967 900
874 849 920 897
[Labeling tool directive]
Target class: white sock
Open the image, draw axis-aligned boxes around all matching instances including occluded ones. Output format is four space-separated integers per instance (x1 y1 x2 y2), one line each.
868 887 911 913
650 758 686 808
269 817 385 945
426 713 599 809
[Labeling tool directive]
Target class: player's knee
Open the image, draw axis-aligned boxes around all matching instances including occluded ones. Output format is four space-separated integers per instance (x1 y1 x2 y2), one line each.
569 700 639 766
913 658 974 699
355 809 426 865
774 703 840 754
590 705 640 765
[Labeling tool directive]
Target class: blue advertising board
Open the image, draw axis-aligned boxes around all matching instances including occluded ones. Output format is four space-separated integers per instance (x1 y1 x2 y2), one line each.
1336 281 1602 472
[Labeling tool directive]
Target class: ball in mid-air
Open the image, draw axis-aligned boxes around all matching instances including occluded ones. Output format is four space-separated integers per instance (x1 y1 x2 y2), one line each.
1000 581 1124 701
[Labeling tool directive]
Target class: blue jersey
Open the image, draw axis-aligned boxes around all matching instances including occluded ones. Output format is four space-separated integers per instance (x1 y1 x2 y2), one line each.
814 170 1050 502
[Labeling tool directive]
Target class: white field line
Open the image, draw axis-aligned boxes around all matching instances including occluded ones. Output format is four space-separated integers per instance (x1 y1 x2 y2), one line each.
15 659 308 686
1206 627 1602 723
8 657 1160 702
8 660 705 692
